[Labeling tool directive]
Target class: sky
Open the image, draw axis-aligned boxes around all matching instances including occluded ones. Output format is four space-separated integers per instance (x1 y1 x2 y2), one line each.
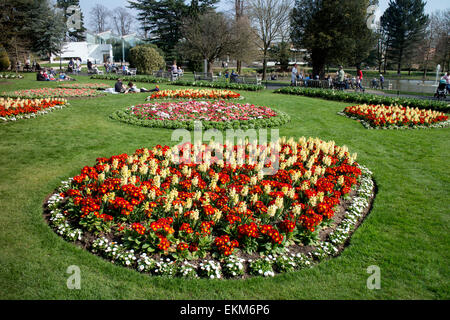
78 0 450 33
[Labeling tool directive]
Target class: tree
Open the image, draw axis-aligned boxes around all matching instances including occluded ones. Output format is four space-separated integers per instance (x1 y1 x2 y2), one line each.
180 10 235 72
0 0 33 67
0 0 67 66
56 0 87 41
234 0 245 73
291 0 376 79
31 2 67 62
127 0 218 61
113 7 134 36
381 0 428 75
432 9 450 73
229 16 259 72
248 0 292 80
270 41 291 71
89 4 111 34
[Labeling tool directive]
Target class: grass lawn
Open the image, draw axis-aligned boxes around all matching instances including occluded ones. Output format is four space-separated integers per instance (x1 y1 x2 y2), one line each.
0 74 449 299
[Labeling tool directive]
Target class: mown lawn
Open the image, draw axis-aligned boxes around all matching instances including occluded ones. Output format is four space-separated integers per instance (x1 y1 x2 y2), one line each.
0 74 449 299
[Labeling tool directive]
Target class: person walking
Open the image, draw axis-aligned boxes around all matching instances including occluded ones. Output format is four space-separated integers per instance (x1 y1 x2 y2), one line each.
291 63 298 86
338 66 345 90
356 67 365 92
379 74 385 90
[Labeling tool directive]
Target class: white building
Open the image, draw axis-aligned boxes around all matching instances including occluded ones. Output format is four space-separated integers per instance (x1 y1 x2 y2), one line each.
50 41 113 65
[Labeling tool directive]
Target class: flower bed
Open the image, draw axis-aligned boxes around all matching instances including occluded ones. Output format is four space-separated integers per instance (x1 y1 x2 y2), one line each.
146 89 241 101
44 137 375 278
0 73 24 79
0 97 68 122
1 88 107 99
111 100 291 130
172 80 264 91
274 87 450 113
91 74 167 84
341 104 450 129
57 83 110 90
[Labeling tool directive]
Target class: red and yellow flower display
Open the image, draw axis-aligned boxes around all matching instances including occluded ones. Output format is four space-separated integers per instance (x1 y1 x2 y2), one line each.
343 104 449 128
130 100 277 122
2 88 106 99
57 137 362 258
146 89 241 100
0 97 68 121
57 83 110 89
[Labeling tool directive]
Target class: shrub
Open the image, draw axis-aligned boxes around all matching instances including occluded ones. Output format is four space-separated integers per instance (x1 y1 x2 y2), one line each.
0 47 10 71
129 45 165 75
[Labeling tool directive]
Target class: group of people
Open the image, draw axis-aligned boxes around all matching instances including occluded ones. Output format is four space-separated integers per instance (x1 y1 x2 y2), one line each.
223 70 239 82
36 68 74 81
169 61 183 80
87 59 101 74
291 64 370 92
67 58 82 73
112 78 159 94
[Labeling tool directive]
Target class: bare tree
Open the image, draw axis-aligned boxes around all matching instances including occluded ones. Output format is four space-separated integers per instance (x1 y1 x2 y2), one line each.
248 0 292 80
432 9 450 73
89 4 110 34
181 10 236 73
230 16 259 70
112 7 134 36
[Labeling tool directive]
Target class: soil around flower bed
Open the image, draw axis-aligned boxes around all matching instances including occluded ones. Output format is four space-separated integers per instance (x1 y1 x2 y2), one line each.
42 178 376 279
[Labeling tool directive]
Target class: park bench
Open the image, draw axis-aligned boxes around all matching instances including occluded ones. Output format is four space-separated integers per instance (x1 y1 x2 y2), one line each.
194 72 217 81
241 75 262 85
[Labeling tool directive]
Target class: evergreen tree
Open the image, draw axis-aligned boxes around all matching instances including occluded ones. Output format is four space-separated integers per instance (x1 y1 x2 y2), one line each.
291 0 376 78
381 0 428 74
31 1 67 62
0 0 67 65
56 0 87 41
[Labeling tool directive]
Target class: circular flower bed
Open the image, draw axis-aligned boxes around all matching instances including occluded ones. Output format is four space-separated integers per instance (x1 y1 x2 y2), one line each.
111 100 291 130
45 137 375 278
57 83 110 90
0 97 68 122
1 88 106 99
341 104 450 129
145 89 241 101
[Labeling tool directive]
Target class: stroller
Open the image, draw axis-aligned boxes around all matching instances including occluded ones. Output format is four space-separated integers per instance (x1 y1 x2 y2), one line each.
434 79 448 100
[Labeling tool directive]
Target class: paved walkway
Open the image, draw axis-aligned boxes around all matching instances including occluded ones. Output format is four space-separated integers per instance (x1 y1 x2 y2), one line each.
364 89 438 101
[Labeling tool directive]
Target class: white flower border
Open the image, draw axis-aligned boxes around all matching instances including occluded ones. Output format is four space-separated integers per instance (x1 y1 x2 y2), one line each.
338 111 450 130
0 103 70 122
46 165 375 279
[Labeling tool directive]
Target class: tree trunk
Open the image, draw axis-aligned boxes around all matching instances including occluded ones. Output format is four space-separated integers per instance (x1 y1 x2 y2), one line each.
311 49 325 79
262 56 267 81
397 47 403 75
237 60 241 74
207 60 213 73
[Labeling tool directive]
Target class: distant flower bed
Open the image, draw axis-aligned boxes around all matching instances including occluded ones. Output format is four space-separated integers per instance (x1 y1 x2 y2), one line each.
91 74 167 84
172 80 264 91
57 83 110 90
111 100 291 130
0 97 68 122
274 87 450 113
146 89 241 101
1 88 107 99
45 138 375 278
0 73 24 79
342 104 449 129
